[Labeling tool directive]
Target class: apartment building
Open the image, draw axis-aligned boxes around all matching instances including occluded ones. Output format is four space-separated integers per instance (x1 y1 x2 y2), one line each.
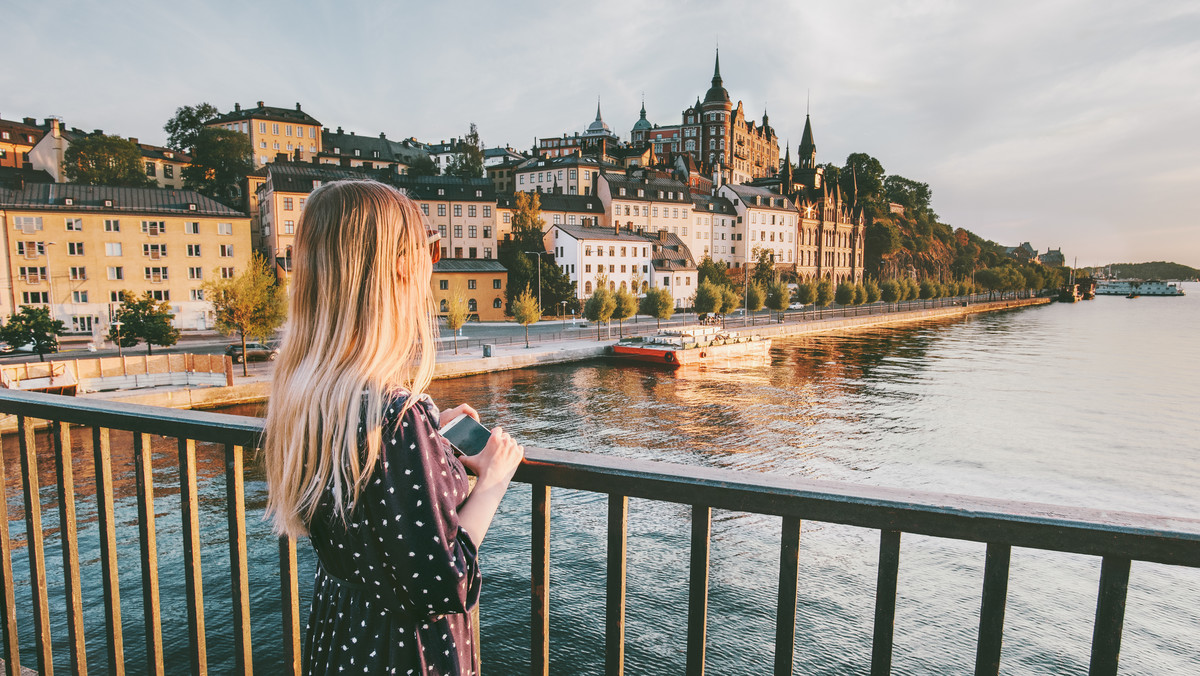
207 102 322 168
25 119 189 188
257 162 364 275
544 223 653 299
648 230 699 309
0 184 250 332
0 118 45 169
597 174 694 237
689 193 739 265
395 176 499 260
431 259 508 322
513 155 616 196
719 183 798 269
496 193 603 234
319 128 430 173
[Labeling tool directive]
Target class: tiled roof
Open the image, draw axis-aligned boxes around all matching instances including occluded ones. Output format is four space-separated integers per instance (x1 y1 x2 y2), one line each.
497 193 603 214
552 223 650 244
0 183 245 217
515 154 620 173
209 102 321 126
262 163 369 194
691 193 736 215
725 183 795 211
0 118 45 145
137 143 191 163
320 130 429 165
433 259 508 273
648 230 697 271
602 175 691 203
392 176 495 202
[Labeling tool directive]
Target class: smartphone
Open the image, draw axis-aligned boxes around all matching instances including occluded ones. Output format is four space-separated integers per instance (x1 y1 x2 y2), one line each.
439 413 492 456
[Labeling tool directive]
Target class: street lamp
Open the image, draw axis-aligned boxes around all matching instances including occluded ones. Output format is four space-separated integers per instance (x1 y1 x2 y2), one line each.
560 300 567 329
111 320 124 357
524 251 550 314
44 241 57 320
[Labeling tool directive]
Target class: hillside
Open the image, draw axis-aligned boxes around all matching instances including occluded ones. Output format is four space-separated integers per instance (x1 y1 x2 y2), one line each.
1093 261 1199 280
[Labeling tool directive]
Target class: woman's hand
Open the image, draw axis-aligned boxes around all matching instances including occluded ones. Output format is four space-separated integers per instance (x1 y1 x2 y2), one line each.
438 403 480 430
458 426 524 488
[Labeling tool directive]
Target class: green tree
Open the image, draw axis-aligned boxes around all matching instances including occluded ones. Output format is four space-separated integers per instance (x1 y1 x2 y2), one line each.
880 280 900 304
164 103 220 151
183 127 252 206
639 287 674 329
697 256 731 288
612 287 637 338
745 282 765 324
919 279 937 300
203 253 287 374
693 279 722 315
583 286 616 339
109 291 179 355
719 286 741 327
443 283 470 355
903 278 920 301
835 281 856 306
815 279 834 307
499 192 576 315
511 285 541 348
407 154 439 177
0 306 65 362
446 123 485 179
751 247 776 289
865 279 881 303
883 175 932 214
842 153 886 212
795 281 816 305
853 282 867 305
765 280 789 321
63 134 156 187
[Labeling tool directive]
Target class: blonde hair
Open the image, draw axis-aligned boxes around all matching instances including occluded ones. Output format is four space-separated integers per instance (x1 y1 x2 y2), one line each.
263 180 438 538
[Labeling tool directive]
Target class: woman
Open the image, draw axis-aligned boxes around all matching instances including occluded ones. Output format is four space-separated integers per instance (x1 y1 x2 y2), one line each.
264 180 524 675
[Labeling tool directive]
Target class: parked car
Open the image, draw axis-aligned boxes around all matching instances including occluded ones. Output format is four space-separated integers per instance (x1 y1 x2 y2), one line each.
225 341 279 363
788 302 807 310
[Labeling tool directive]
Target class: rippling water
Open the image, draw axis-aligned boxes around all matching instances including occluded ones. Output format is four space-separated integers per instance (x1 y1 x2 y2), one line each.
5 287 1199 674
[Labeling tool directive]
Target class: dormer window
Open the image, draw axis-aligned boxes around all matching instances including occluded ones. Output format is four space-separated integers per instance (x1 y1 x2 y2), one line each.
64 198 74 206
619 188 626 196
188 203 197 211
437 188 445 196
333 147 340 154
476 190 482 197
104 199 114 208
354 149 360 157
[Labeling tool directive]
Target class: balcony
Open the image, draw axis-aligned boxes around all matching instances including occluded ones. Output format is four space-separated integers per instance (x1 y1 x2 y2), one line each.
0 389 1196 674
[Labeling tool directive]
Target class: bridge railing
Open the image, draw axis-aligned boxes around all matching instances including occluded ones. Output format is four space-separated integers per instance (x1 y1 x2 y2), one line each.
0 389 1196 675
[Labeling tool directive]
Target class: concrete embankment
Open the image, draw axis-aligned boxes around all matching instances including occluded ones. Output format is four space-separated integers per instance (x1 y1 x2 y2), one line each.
72 297 1047 411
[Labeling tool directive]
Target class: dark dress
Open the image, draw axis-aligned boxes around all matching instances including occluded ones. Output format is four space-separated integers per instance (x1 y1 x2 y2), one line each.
304 394 482 675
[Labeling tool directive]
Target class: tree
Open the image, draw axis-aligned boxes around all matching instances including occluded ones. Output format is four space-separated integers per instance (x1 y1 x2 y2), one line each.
63 134 156 187
443 284 470 355
697 256 731 288
745 282 765 324
843 153 886 213
919 279 937 300
639 287 674 329
693 279 722 315
183 127 252 207
765 280 789 322
108 291 179 355
204 253 287 374
795 281 816 306
499 193 576 315
719 286 741 327
511 285 541 348
835 281 856 306
446 123 485 179
880 280 900 304
164 103 220 152
853 282 868 305
751 247 776 289
582 286 616 339
865 279 881 303
612 287 637 337
0 306 65 362
815 278 834 307
883 175 933 214
407 154 439 177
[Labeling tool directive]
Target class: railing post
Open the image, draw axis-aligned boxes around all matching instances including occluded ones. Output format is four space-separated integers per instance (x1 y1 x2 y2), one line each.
686 505 711 676
531 484 550 676
774 516 802 676
18 416 53 675
178 437 207 675
974 543 1011 675
52 421 87 675
134 432 165 676
870 530 901 675
225 443 254 675
92 427 125 675
1088 556 1131 676
0 417 19 676
606 494 628 676
280 536 302 676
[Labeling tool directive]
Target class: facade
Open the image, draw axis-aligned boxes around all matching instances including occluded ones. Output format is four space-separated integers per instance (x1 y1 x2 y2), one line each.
319 128 429 173
0 118 45 169
257 162 365 276
719 184 798 269
1038 248 1065 267
395 176 500 261
539 102 620 159
207 102 322 168
544 223 653 300
497 193 603 233
648 230 699 308
486 157 523 195
25 119 191 189
431 259 508 322
689 193 739 265
424 139 459 174
483 146 525 167
136 141 190 190
513 155 616 196
0 183 251 332
596 174 694 235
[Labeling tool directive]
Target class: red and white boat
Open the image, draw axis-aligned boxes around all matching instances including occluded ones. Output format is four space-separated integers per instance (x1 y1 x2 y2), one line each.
611 326 771 368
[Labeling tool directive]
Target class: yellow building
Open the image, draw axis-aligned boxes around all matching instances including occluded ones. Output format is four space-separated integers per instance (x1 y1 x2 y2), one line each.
207 102 322 168
396 176 502 261
431 259 508 322
0 184 251 335
256 162 366 276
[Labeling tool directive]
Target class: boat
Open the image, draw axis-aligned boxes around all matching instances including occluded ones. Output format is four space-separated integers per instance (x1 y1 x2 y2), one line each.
1126 293 1139 299
1095 279 1185 297
612 326 771 368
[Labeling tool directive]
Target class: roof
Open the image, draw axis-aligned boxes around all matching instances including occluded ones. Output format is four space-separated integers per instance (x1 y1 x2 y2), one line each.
0 118 45 145
703 50 731 105
321 129 429 165
632 102 652 131
798 114 816 155
649 230 698 271
724 183 796 211
602 175 691 204
0 167 54 189
515 154 617 173
691 193 736 215
497 193 603 214
261 162 369 194
0 183 245 217
552 223 651 244
433 259 508 273
137 142 191 163
392 176 495 202
209 102 321 126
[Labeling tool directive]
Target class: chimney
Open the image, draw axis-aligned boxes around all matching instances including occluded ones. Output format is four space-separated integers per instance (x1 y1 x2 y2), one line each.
296 102 302 111
379 132 386 139
257 101 264 107
275 152 288 163
129 137 138 145
234 102 241 112
51 119 61 138
22 117 35 126
658 230 667 241
614 225 619 236
15 173 24 191
350 131 355 136
336 126 343 134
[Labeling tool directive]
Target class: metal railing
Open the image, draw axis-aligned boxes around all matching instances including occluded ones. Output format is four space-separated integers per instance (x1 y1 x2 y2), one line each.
1 388 1194 675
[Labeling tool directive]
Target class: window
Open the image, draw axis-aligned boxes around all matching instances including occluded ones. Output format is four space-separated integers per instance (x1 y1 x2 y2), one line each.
146 162 156 177
467 279 477 290
493 298 503 309
454 225 463 238
19 266 46 281
482 226 492 239
188 267 202 280
65 218 82 231
105 242 122 257
22 292 49 304
453 205 462 217
483 206 491 218
272 124 279 134
468 299 478 312
468 205 477 218
142 220 165 235
190 289 205 301
143 243 166 258
107 266 124 281
503 213 511 224
104 219 119 232
585 264 592 273
72 291 88 303
164 165 174 179
68 242 84 256
72 316 95 333
218 222 233 235
149 290 169 301
220 244 234 257
185 221 199 234
69 266 86 280
221 267 235 279
438 279 449 290
483 248 492 259
493 279 502 289
420 204 430 216
468 225 477 238
144 266 168 281
468 247 477 258
437 204 446 217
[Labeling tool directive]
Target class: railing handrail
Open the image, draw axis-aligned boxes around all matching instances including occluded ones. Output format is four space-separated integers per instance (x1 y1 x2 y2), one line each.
2 389 1197 567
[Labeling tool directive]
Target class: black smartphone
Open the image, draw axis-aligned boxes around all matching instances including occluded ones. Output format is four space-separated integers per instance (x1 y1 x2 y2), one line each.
439 413 492 456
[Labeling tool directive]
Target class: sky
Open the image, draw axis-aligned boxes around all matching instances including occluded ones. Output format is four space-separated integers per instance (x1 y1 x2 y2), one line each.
6 1 1199 268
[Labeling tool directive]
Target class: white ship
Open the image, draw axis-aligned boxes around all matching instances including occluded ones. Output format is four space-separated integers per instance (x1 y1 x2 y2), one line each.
1095 280 1185 297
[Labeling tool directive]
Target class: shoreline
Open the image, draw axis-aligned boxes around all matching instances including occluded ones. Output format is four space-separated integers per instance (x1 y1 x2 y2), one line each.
53 297 1049 414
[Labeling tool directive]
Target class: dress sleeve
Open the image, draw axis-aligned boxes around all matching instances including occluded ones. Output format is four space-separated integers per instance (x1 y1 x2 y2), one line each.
365 398 481 618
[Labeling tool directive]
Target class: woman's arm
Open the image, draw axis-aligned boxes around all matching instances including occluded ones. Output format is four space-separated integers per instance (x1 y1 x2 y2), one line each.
456 427 523 547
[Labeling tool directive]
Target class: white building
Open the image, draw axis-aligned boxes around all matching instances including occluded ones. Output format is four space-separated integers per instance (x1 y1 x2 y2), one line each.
718 183 798 270
597 174 694 236
689 193 740 266
647 230 699 308
543 223 653 299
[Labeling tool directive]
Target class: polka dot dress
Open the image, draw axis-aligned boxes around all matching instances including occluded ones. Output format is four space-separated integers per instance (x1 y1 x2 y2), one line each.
304 394 481 675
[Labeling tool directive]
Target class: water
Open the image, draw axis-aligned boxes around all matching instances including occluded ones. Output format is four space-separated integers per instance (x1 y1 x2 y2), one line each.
5 287 1199 674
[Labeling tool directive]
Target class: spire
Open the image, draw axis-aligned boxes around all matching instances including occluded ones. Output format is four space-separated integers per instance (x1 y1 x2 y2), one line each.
640 96 646 117
851 165 858 206
595 97 603 123
713 48 722 84
703 48 731 105
780 142 793 187
798 114 816 169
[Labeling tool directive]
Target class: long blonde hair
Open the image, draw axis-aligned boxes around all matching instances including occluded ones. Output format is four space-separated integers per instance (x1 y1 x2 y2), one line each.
263 180 438 538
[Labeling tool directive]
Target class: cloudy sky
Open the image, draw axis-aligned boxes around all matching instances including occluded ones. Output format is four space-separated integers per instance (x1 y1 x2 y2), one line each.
7 1 1198 267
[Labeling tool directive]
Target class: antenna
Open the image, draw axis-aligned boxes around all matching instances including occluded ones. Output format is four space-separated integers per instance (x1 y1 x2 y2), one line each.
807 90 810 115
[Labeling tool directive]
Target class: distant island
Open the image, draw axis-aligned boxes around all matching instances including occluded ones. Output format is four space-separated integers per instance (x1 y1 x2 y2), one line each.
1089 261 1200 280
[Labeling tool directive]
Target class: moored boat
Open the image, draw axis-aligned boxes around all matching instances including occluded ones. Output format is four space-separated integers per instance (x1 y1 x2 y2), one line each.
612 326 771 368
1096 279 1185 296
